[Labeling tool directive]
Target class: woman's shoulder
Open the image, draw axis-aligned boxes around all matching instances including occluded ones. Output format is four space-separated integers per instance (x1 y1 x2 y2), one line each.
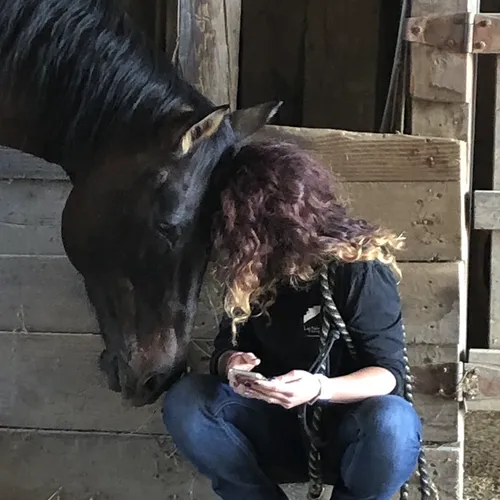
329 259 398 285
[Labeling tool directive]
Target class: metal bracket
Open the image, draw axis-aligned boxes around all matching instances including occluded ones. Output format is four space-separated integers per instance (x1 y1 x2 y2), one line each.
405 13 500 53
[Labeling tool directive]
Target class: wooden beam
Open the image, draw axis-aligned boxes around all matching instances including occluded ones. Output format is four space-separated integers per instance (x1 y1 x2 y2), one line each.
0 428 461 500
0 180 69 255
468 347 500 364
176 0 241 109
473 189 500 229
488 57 500 349
2 128 464 183
0 256 465 346
463 362 500 410
0 333 460 442
1 177 463 261
257 125 464 182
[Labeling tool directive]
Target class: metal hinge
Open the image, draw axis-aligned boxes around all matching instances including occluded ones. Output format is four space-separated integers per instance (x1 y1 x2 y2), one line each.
405 13 500 53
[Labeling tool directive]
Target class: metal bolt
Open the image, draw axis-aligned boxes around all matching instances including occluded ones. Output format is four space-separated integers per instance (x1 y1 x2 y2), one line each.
446 38 456 48
474 40 487 50
479 19 492 28
411 25 423 35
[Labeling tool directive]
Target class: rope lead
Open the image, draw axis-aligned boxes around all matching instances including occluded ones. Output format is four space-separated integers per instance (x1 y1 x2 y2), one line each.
302 267 438 500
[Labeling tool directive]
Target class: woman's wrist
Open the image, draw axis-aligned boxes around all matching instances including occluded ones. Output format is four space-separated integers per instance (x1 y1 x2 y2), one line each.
307 374 332 404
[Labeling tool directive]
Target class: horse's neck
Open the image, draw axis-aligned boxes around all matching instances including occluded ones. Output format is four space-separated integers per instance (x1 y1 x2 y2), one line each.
0 97 159 183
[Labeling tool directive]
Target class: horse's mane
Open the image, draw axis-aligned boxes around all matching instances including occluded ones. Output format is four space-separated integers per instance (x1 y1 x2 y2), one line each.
0 0 211 164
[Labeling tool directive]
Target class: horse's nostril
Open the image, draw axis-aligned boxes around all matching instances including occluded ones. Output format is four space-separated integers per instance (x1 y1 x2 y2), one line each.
143 374 160 393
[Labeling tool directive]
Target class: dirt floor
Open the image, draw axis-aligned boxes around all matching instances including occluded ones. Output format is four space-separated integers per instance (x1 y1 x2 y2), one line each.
465 411 500 499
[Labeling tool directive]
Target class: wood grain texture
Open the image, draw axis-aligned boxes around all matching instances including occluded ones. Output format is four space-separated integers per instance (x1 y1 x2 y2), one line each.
473 190 500 230
488 58 500 349
0 257 464 345
0 428 462 500
302 0 383 131
176 0 241 108
0 334 460 442
238 0 308 126
0 180 69 255
258 125 464 182
0 178 462 260
1 127 464 183
0 146 65 180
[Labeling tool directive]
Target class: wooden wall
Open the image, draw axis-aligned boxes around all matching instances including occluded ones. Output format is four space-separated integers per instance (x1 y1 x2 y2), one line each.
0 125 466 499
238 0 400 131
0 2 468 499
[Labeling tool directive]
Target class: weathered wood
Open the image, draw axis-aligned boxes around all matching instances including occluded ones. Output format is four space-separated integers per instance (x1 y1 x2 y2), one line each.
0 146 65 180
302 1 383 132
0 256 464 345
468 348 500 365
238 0 308 126
488 57 500 349
473 190 500 229
0 428 461 500
1 127 464 183
347 181 462 262
0 180 69 255
0 334 460 442
463 363 500 410
0 178 463 260
258 125 464 182
176 0 241 109
409 0 477 193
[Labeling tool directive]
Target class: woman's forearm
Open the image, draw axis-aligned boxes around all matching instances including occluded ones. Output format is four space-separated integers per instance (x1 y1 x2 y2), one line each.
322 366 397 404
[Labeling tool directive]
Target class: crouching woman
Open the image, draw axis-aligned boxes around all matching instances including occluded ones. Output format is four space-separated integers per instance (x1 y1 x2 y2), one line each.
162 141 422 500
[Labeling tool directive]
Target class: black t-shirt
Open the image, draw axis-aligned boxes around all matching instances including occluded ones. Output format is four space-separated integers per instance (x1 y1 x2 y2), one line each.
209 260 406 397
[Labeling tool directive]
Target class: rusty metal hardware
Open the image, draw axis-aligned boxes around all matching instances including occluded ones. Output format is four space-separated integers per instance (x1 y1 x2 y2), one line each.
405 13 500 53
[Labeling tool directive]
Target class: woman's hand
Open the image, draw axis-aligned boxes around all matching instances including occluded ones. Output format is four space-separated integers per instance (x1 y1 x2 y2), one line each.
222 351 262 395
242 370 325 409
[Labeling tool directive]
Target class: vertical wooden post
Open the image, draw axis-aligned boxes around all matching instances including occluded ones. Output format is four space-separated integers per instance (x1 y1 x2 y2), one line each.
174 0 241 109
409 2 478 500
489 60 500 349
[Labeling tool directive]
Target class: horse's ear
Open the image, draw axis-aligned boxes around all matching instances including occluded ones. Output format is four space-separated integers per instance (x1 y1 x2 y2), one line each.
176 105 230 156
229 101 283 142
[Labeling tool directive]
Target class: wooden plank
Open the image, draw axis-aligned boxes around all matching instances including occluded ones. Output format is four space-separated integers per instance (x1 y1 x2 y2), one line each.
463 362 500 411
347 181 461 261
0 257 464 345
0 333 460 442
0 178 462 260
395 443 463 500
238 0 308 126
302 1 383 132
176 0 241 109
0 146 65 180
468 348 500 365
0 428 461 500
473 190 500 229
1 127 464 183
0 180 69 255
258 125 464 182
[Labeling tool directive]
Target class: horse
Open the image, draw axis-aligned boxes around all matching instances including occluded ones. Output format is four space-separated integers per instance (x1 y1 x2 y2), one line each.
0 0 281 407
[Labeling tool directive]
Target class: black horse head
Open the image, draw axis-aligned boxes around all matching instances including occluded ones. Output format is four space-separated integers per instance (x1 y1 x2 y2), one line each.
0 0 281 406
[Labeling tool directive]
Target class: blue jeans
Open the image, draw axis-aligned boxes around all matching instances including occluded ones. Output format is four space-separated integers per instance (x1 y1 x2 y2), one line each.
162 374 422 500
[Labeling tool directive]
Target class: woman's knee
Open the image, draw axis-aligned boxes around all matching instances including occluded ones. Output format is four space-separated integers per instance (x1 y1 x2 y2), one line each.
162 374 222 439
337 396 422 497
359 395 422 444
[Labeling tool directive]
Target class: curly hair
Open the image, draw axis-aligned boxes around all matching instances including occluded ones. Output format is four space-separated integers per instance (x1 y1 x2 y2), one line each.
211 140 405 340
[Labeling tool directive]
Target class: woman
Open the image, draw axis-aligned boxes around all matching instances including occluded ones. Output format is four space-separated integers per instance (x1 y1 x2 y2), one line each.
162 140 422 500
